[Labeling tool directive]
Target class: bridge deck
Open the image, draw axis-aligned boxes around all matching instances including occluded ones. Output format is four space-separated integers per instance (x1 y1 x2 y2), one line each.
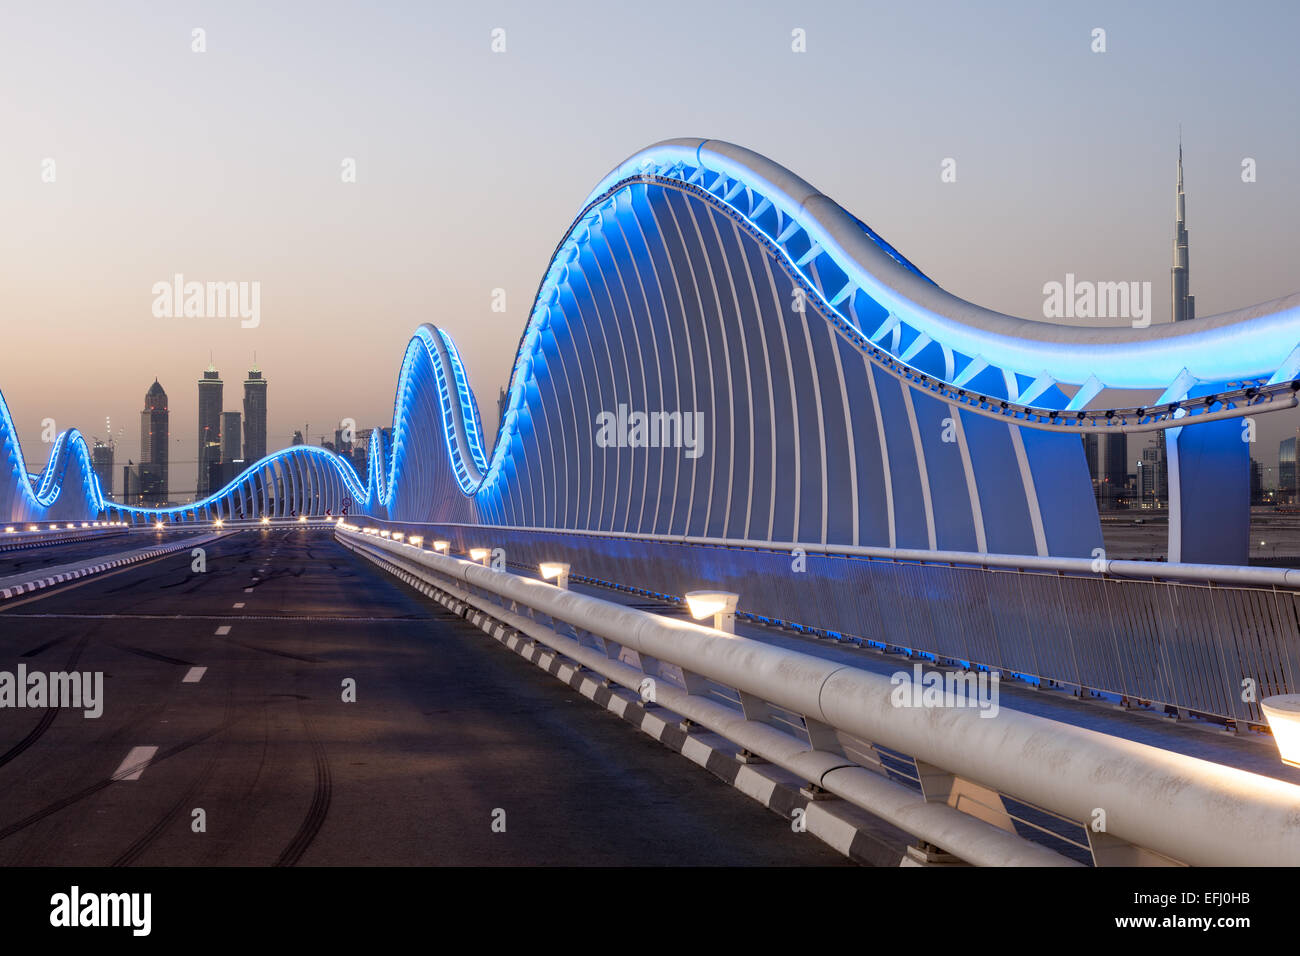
0 529 846 866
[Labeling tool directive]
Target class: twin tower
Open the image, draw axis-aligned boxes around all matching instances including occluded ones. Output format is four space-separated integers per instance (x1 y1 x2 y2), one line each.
195 364 268 498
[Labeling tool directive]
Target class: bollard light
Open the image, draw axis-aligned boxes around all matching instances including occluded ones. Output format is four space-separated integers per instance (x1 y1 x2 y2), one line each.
408 535 423 548
380 530 391 538
469 547 490 565
433 540 450 553
684 590 740 634
1261 695 1300 767
391 532 404 541
539 562 570 590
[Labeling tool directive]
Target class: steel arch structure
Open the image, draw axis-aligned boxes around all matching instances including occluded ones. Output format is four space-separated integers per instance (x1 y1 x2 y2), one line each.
6 138 1300 560
97 444 370 526
368 139 1300 564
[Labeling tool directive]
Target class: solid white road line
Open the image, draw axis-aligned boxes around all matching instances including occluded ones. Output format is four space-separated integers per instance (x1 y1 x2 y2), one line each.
182 666 207 684
215 625 231 636
113 746 159 781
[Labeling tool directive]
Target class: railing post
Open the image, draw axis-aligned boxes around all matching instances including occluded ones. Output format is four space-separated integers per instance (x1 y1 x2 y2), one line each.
913 759 1016 835
1087 828 1182 867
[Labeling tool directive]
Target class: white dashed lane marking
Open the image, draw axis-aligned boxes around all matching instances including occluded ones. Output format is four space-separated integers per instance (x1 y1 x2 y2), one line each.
233 602 245 608
215 625 231 636
113 746 159 781
182 666 207 683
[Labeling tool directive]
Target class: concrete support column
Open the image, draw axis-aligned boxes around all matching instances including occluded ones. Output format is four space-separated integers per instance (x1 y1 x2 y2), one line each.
1166 417 1249 565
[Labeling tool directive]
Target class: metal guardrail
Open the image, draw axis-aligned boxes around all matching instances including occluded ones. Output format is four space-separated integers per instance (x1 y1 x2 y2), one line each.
353 520 1300 730
337 524 1300 867
0 523 129 553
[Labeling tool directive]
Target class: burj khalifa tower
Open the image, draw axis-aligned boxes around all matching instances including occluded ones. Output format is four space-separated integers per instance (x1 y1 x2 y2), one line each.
1171 141 1195 323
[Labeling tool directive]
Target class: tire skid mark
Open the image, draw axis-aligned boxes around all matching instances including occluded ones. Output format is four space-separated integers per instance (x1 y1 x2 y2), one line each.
110 684 236 866
274 701 331 867
109 642 197 668
0 720 236 843
0 634 89 770
18 636 68 658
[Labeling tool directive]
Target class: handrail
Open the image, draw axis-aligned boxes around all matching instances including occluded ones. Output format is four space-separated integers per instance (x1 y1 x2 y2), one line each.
339 525 1300 867
352 518 1300 589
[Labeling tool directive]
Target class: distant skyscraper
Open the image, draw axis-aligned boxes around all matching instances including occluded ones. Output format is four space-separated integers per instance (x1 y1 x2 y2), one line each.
1171 141 1195 324
139 379 169 504
243 366 268 463
291 429 304 446
1083 432 1128 507
197 365 223 496
91 441 114 499
1140 435 1169 507
1281 436 1297 502
221 411 242 464
351 428 371 478
1101 433 1127 504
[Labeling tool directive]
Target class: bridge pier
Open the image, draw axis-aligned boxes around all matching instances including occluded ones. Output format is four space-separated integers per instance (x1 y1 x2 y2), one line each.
1166 417 1249 566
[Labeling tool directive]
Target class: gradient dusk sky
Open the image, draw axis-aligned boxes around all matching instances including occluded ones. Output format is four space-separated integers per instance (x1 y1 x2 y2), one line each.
3 0 1299 497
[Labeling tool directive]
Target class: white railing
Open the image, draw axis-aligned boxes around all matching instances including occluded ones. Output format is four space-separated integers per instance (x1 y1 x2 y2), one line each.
0 523 128 552
349 518 1300 729
337 524 1300 867
359 518 1300 588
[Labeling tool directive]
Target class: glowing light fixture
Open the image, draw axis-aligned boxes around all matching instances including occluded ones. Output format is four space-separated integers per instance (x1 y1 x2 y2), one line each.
214 519 224 528
1261 695 1300 767
469 547 490 565
260 516 270 525
684 590 740 633
539 562 570 589
298 515 307 523
391 532 404 541
154 521 164 530
4 527 14 533
433 540 450 553
408 535 423 547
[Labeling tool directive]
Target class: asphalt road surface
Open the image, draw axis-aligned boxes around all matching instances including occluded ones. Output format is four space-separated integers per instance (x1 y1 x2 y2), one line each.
0 528 845 866
0 533 139 578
